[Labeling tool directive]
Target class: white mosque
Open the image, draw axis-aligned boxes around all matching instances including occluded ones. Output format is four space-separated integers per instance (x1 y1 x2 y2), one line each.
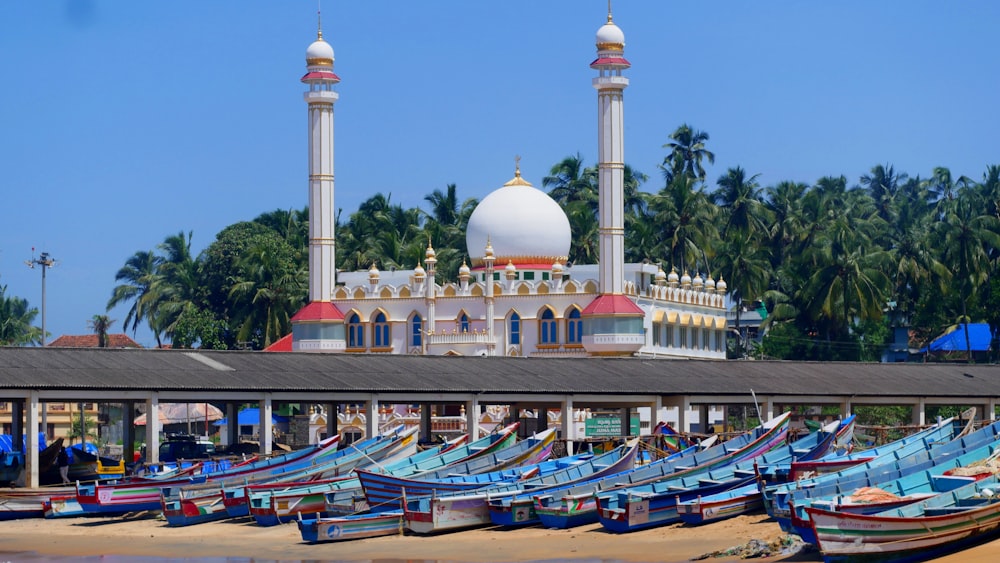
286 10 728 360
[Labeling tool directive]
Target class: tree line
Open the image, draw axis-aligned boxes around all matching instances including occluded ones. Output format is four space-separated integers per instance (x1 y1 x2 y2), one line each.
3 124 999 360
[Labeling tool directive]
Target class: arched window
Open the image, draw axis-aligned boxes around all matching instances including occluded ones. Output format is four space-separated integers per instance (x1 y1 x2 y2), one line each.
566 308 582 345
347 312 364 349
410 314 423 347
509 312 521 345
373 311 390 348
458 312 470 333
539 309 557 345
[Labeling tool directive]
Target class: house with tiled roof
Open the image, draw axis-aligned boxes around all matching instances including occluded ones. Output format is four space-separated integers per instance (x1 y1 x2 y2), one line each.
47 334 143 349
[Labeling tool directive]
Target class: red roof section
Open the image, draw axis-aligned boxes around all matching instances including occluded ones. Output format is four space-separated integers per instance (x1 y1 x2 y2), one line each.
47 334 143 348
581 294 644 316
264 333 293 352
301 71 341 82
290 301 345 322
590 57 631 68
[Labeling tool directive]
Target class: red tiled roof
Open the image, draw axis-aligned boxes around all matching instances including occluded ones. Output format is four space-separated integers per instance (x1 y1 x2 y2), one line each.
590 56 631 68
290 301 345 322
301 71 340 82
581 294 644 316
47 334 143 348
265 333 293 352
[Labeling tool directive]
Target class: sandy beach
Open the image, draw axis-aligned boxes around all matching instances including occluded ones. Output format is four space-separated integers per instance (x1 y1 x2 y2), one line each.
0 512 998 563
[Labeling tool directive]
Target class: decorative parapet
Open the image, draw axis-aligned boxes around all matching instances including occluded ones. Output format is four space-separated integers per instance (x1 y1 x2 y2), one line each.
425 330 494 346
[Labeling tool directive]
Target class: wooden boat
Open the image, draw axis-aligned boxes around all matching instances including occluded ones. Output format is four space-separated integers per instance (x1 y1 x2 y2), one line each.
593 413 798 533
0 450 24 485
357 427 555 513
786 420 1000 544
298 509 405 543
762 417 962 525
402 438 640 534
77 434 340 514
756 415 856 486
527 413 791 531
807 472 1000 562
0 486 77 521
300 425 521 518
162 426 418 526
240 433 470 523
676 418 850 525
486 414 787 529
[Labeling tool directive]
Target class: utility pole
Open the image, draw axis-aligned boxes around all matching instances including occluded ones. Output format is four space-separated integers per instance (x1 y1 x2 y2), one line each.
25 248 56 346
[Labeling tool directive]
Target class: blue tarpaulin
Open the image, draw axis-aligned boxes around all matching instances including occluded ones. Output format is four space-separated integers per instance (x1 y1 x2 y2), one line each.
213 408 288 427
0 433 47 453
923 323 992 352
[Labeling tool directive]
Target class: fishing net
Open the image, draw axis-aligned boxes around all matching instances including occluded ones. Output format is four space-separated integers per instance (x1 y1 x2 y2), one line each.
846 487 902 504
944 450 1000 478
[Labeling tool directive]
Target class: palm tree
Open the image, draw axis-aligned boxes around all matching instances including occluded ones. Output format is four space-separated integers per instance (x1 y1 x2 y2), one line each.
932 190 1000 361
107 250 163 346
647 174 717 273
661 124 715 182
229 241 307 349
0 281 41 346
153 231 205 341
859 163 907 224
88 314 115 348
714 166 769 239
544 154 598 212
715 232 772 357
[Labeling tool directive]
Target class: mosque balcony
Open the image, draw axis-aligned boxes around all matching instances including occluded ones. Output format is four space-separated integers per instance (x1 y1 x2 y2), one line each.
529 348 589 358
425 330 494 346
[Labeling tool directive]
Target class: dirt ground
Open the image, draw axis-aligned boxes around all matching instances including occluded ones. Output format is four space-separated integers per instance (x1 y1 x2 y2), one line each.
0 511 996 562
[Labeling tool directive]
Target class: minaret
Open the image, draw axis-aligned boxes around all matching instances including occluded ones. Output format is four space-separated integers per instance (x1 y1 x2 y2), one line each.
483 238 496 356
581 6 644 356
290 15 346 352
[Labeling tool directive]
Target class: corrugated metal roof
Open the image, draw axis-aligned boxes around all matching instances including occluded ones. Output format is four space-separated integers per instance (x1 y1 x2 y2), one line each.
2 347 1000 399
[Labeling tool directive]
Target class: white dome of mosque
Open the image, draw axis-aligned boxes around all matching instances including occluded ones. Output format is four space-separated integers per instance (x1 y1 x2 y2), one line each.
306 37 334 66
596 19 625 50
466 167 571 266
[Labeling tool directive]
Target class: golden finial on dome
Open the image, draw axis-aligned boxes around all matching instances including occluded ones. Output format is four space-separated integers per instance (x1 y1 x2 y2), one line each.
503 155 533 187
608 0 613 23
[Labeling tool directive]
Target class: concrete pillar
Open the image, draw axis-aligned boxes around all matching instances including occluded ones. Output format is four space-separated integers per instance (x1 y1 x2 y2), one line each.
25 391 39 488
365 395 379 439
147 394 160 464
11 400 24 453
226 403 239 447
122 401 135 464
760 396 774 421
620 406 631 437
420 403 432 443
700 404 711 434
260 394 273 456
988 400 998 422
326 403 338 440
912 398 926 426
561 396 575 456
840 399 853 420
465 397 480 441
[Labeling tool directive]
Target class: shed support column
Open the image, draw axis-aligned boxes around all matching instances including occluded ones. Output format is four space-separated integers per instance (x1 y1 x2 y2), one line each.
326 403 337 441
122 401 135 464
226 403 239 448
620 407 631 438
146 394 160 465
11 400 24 458
420 403 432 444
465 397 480 441
700 404 711 434
260 394 273 456
988 401 997 422
755 396 773 421
365 395 379 439
25 391 39 488
650 397 663 430
561 397 574 456
840 399 852 420
913 398 925 427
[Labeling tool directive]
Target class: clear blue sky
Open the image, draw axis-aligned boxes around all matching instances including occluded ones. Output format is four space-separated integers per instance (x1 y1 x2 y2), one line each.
1 1 997 348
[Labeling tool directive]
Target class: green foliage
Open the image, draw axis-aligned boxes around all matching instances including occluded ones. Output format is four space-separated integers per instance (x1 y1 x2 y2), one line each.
0 280 41 346
68 414 98 443
171 307 227 349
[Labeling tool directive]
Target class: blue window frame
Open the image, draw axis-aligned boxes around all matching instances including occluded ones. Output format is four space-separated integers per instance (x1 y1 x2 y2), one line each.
373 312 389 347
509 313 521 345
347 313 364 348
567 308 582 344
540 309 557 344
411 314 423 347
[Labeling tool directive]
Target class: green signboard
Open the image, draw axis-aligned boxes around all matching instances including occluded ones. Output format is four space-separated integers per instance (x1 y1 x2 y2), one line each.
585 416 640 437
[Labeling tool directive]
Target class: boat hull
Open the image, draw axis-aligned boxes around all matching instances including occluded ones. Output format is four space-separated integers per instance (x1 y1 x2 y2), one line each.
298 511 403 543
